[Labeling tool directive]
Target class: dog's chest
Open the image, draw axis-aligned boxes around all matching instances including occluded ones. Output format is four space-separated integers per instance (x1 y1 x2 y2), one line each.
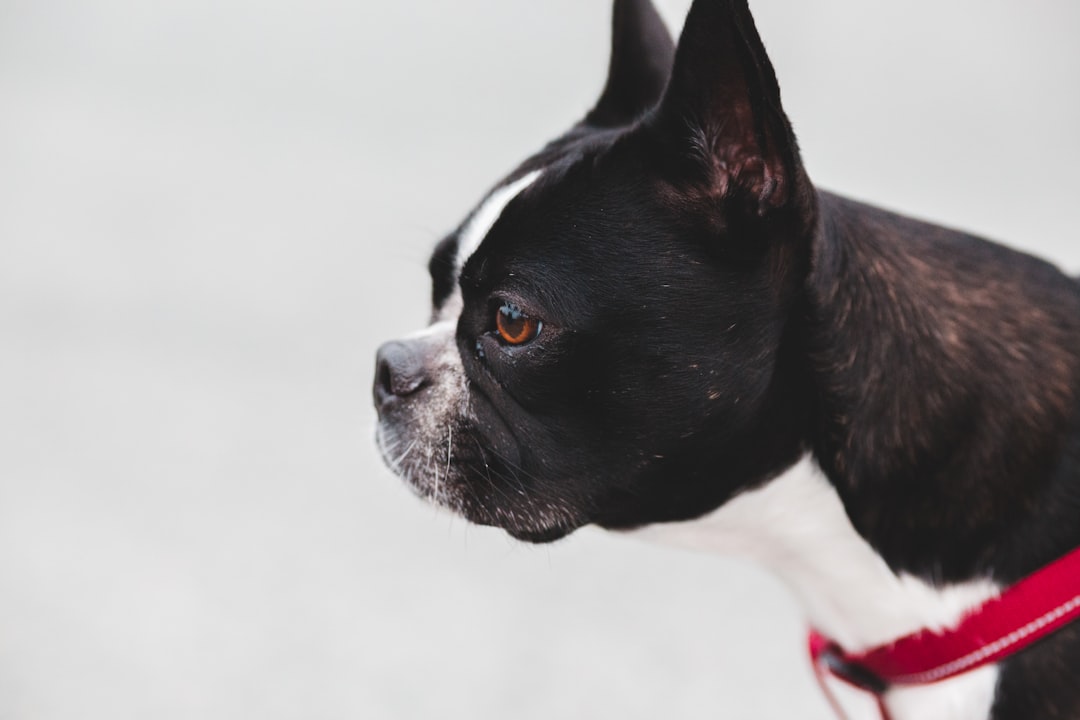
626 456 1001 720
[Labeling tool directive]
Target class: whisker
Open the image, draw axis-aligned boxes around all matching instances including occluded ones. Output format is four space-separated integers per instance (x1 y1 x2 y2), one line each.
445 425 454 486
390 440 417 470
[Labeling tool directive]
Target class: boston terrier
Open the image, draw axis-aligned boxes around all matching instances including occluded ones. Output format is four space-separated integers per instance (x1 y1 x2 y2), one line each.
372 1 1080 718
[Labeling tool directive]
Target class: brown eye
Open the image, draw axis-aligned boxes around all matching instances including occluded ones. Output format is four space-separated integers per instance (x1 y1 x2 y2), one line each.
495 302 541 345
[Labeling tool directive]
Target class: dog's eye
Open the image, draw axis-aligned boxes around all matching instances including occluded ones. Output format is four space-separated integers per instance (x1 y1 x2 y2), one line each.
495 302 541 345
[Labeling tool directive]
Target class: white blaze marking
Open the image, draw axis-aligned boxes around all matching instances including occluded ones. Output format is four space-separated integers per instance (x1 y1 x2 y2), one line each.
629 455 1001 720
455 169 543 273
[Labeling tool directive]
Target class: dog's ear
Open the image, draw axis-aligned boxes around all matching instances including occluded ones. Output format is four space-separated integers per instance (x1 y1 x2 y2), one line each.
651 0 804 216
585 0 675 128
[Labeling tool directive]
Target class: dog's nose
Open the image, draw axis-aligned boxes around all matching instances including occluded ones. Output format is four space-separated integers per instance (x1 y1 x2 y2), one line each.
374 340 428 408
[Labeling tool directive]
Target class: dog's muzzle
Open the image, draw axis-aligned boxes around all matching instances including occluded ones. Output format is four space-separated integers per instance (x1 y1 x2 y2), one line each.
373 339 429 413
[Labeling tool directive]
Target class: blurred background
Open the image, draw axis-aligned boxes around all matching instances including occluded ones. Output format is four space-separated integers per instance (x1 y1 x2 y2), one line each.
2 0 1078 718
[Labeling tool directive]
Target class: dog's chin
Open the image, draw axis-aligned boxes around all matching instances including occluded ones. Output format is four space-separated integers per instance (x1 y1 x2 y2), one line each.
454 501 582 545
376 410 592 545
502 524 577 544
378 424 585 543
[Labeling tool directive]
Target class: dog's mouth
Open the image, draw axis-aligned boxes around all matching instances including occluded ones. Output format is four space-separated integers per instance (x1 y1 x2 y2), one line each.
375 419 585 543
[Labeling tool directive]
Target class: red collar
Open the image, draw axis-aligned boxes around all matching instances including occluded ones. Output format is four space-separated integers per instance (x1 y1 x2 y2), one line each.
809 545 1080 719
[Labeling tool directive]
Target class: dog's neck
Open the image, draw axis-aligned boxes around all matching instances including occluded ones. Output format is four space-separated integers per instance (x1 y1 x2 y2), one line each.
635 191 1080 718
801 191 1080 586
632 455 999 651
629 455 1001 720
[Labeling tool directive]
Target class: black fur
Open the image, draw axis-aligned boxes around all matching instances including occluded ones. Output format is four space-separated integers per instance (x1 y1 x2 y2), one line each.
376 1 1080 716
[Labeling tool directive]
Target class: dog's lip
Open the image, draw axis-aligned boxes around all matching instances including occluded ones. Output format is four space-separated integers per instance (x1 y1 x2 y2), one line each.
463 380 524 468
372 385 425 417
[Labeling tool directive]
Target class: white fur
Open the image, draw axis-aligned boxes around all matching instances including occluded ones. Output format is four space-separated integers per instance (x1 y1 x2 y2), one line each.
432 170 544 325
455 170 543 273
375 321 466 508
629 455 1001 720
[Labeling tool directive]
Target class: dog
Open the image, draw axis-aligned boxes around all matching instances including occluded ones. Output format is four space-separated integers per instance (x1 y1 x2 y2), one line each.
373 1 1080 718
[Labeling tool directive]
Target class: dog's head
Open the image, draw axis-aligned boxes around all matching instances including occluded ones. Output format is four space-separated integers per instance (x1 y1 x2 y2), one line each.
374 0 818 542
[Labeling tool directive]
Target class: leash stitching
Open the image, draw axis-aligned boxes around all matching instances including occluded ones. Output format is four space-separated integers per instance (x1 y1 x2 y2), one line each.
888 594 1080 684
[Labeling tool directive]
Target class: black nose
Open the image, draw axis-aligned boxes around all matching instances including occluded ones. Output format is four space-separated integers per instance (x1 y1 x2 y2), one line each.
374 340 428 408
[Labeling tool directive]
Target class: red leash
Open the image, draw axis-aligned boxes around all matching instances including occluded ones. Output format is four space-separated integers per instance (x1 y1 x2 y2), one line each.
810 545 1080 719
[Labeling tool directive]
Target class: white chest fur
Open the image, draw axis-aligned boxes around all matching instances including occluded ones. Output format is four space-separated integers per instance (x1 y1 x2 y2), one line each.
628 455 1001 720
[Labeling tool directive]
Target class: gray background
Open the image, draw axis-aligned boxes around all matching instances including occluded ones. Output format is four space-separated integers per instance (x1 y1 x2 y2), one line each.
2 0 1078 718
